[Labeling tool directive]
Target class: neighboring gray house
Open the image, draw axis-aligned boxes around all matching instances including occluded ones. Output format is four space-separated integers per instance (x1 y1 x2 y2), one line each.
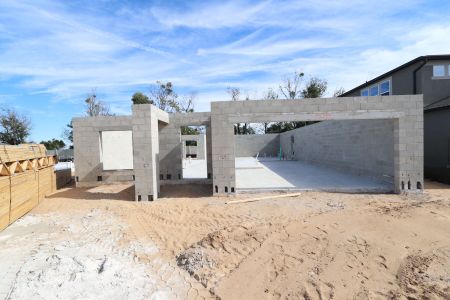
341 55 450 184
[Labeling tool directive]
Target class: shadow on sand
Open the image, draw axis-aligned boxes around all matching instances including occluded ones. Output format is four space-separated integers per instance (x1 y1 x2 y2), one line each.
48 182 213 201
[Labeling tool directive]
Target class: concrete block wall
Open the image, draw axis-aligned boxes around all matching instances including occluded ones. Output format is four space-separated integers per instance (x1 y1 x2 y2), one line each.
280 119 395 182
74 95 423 197
132 104 163 201
181 134 206 159
235 134 280 157
159 113 211 181
211 95 424 195
73 116 133 186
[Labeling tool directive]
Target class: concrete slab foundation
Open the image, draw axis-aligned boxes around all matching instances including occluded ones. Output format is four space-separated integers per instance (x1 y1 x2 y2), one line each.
235 157 393 193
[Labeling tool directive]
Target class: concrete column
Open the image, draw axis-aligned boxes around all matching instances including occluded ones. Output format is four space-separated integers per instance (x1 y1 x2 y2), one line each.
211 112 236 195
132 105 160 201
72 119 102 184
206 126 212 179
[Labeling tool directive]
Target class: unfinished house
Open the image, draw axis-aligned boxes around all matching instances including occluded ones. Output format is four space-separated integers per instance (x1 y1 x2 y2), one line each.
73 95 424 201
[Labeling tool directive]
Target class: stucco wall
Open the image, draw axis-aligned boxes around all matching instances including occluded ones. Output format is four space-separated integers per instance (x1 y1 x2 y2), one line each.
280 119 395 182
234 134 280 157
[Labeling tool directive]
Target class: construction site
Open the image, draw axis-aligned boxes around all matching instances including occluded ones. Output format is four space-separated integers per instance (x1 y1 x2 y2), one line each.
0 96 449 299
73 95 424 199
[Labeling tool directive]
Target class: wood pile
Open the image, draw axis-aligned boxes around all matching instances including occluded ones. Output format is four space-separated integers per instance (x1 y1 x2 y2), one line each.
0 144 53 176
0 144 58 231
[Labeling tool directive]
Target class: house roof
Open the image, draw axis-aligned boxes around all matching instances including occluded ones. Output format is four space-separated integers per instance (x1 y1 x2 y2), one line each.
340 55 450 97
424 95 450 111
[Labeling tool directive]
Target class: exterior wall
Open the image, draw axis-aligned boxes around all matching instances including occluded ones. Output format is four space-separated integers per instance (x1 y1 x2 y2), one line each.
159 113 211 181
73 116 133 186
342 60 450 108
280 120 395 182
424 108 450 184
342 59 450 185
421 61 450 107
211 96 424 195
344 61 422 97
235 134 280 157
181 134 206 159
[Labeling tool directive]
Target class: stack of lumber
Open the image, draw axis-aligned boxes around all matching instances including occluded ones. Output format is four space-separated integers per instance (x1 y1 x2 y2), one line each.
0 144 54 176
0 144 46 162
0 144 58 231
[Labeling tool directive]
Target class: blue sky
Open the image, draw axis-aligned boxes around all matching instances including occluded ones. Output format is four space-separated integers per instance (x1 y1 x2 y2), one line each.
1 0 450 143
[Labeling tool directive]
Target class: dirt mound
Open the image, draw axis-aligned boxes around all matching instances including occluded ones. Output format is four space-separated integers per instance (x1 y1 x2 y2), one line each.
176 224 272 293
395 247 450 299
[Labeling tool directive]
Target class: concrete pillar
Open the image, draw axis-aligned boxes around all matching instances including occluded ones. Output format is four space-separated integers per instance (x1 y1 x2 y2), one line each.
132 104 160 201
206 126 213 179
211 112 236 195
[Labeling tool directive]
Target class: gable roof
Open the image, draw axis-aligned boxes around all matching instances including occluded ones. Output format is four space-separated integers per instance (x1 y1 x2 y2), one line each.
341 55 450 97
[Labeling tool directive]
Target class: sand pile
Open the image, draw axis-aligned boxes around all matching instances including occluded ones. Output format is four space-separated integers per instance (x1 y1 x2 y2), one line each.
395 247 450 299
1 209 185 299
177 224 273 293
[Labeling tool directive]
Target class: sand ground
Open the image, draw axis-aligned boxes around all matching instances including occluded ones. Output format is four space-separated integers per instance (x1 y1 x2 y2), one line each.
0 181 449 299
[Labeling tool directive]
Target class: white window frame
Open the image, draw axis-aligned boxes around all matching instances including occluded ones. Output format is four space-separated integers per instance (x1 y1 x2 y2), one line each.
433 65 446 77
369 85 379 96
360 78 391 97
379 79 390 96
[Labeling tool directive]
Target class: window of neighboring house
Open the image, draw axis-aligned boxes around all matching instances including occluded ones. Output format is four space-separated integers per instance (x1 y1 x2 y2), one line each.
379 80 390 96
185 140 197 147
433 65 445 77
361 89 369 96
369 85 379 96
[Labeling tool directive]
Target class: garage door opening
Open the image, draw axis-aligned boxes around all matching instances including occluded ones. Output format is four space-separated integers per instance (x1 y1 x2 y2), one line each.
181 125 207 179
234 120 395 193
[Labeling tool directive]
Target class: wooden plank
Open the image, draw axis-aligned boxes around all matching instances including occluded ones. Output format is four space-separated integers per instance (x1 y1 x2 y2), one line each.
226 193 302 204
9 171 38 224
0 176 10 231
38 167 53 201
0 163 10 176
51 169 56 193
0 144 47 164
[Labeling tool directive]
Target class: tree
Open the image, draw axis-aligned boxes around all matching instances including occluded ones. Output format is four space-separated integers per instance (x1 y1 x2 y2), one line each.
227 87 240 101
131 92 152 104
181 126 200 135
62 122 73 144
0 108 32 145
333 87 346 97
180 92 196 113
149 81 182 113
266 74 327 133
40 138 65 150
262 88 278 133
301 77 327 98
279 71 304 99
85 90 111 116
227 88 254 134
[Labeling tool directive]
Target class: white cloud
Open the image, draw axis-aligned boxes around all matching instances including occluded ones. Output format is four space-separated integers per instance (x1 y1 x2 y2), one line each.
151 1 271 29
0 0 448 113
